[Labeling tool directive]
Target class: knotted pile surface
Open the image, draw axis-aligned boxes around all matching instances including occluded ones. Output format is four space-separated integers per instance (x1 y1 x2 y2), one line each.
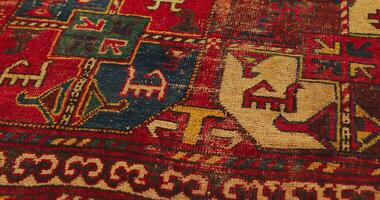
0 0 379 199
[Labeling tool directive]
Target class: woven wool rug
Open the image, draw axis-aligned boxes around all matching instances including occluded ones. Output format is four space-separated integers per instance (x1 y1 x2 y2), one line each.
0 0 379 199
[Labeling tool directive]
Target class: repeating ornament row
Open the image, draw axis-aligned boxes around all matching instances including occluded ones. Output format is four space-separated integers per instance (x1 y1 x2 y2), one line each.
0 150 377 199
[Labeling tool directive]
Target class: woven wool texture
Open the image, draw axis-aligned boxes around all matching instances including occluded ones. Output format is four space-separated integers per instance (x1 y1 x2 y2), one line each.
0 0 380 199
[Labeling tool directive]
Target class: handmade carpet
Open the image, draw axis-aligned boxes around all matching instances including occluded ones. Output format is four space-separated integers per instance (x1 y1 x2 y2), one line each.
0 0 379 199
